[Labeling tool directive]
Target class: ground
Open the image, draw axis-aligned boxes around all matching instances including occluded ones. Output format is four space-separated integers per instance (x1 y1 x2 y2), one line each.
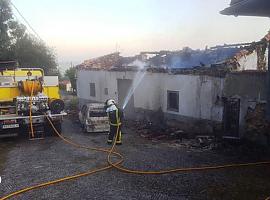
0 119 270 200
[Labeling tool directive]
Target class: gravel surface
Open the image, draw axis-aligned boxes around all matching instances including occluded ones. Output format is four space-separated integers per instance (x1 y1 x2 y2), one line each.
0 119 270 200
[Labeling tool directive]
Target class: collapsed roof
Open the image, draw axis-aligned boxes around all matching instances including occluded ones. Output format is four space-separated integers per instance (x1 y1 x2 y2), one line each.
77 52 122 70
77 32 270 72
143 46 243 69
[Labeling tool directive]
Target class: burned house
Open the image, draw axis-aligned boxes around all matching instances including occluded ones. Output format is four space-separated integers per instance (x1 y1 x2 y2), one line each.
76 34 270 142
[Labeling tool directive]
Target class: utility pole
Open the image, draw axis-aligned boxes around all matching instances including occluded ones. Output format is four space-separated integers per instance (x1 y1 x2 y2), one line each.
267 41 270 121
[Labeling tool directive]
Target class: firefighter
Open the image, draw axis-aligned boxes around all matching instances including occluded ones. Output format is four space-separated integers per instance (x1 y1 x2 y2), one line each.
105 99 123 145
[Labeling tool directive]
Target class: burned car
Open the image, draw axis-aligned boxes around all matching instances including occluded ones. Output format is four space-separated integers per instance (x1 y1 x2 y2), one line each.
79 103 109 133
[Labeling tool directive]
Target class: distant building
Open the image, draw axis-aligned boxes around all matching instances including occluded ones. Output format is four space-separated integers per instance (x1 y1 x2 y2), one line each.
60 80 72 92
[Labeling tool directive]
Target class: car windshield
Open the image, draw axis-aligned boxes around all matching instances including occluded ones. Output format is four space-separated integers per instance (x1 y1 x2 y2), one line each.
88 109 106 117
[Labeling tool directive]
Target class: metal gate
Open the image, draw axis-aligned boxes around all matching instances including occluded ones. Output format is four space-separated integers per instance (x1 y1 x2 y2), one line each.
223 98 240 138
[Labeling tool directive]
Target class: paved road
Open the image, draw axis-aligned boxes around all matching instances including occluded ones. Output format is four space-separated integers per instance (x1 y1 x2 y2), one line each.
0 119 270 200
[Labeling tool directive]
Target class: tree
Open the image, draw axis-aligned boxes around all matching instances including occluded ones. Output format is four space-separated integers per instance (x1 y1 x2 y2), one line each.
13 34 58 74
0 0 58 75
57 69 64 81
0 0 13 60
65 66 76 93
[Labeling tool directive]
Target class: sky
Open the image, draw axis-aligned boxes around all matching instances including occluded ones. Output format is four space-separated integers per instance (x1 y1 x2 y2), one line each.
12 0 270 71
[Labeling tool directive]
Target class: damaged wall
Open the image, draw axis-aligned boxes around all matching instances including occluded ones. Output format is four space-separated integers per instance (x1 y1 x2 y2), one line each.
77 69 224 134
224 72 267 99
234 45 268 71
77 69 268 138
237 51 258 70
223 71 268 136
162 74 224 122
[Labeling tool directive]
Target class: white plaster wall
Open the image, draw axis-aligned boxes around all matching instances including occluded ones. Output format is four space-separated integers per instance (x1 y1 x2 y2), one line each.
162 74 224 121
77 70 138 104
77 70 118 103
238 49 269 71
133 72 163 111
199 76 214 119
77 70 224 122
77 70 103 101
163 75 198 117
66 83 72 92
238 51 258 70
198 76 224 121
210 78 224 122
77 70 162 111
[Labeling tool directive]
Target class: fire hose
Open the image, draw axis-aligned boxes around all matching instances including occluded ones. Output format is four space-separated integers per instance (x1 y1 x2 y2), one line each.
29 81 35 139
1 100 270 199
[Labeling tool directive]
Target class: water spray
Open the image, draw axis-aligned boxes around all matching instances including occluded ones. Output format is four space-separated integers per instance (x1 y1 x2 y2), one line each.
122 60 148 110
122 71 146 109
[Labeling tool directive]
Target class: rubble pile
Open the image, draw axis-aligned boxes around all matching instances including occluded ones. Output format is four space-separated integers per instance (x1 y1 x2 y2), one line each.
124 119 182 140
125 119 219 151
256 44 267 70
139 123 184 141
169 136 219 152
245 103 270 136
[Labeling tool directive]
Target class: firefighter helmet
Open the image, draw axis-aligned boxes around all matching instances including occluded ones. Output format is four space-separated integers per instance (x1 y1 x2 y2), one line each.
106 99 115 106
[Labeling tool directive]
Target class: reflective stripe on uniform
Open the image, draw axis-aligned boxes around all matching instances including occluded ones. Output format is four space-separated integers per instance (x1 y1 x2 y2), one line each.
109 107 121 126
116 109 121 142
110 122 122 126
116 131 122 142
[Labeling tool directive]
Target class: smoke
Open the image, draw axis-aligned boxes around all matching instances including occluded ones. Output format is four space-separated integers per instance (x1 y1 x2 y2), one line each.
127 59 148 69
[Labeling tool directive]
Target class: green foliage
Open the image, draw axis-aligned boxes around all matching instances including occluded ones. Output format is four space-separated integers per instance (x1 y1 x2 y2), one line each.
14 35 57 74
65 67 76 93
57 69 64 81
59 82 66 91
0 0 57 75
0 0 13 59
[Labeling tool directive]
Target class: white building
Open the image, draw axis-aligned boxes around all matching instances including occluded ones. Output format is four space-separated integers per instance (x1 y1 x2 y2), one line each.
76 40 269 138
77 68 226 133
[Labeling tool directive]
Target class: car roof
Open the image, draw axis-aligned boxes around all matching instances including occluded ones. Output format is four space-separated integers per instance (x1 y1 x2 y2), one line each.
85 103 104 109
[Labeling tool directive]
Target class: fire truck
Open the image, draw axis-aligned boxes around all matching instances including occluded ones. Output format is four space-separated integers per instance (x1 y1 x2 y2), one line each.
0 61 66 139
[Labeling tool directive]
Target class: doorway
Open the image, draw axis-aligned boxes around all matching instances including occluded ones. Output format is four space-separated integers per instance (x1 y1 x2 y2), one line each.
223 98 240 138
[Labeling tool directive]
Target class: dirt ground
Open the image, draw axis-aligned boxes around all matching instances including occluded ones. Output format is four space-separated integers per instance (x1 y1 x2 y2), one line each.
0 119 270 200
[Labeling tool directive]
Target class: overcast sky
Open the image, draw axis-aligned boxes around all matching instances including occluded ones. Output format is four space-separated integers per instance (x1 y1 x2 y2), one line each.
12 0 270 70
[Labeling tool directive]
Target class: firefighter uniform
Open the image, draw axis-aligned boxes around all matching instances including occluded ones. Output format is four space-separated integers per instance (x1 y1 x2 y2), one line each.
106 101 123 145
